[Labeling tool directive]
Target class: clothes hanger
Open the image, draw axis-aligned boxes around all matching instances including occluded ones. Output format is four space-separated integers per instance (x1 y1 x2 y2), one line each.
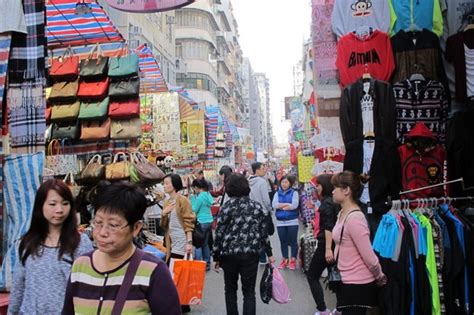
410 63 425 81
464 15 474 31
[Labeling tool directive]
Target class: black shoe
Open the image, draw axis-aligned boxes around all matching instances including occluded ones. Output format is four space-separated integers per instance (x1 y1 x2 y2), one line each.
181 305 191 313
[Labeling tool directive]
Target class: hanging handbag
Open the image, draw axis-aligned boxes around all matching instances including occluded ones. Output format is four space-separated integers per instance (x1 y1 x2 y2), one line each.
109 77 140 98
78 97 109 120
79 43 109 78
80 154 105 182
108 98 140 119
77 77 110 100
63 172 82 199
110 118 142 139
80 118 111 141
52 121 80 140
50 101 81 121
108 54 139 78
111 249 145 315
48 80 79 102
129 151 165 185
45 139 79 176
325 209 361 293
106 152 130 180
50 47 79 80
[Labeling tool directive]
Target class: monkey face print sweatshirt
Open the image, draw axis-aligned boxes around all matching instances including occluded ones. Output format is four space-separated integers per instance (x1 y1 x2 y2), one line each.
336 30 395 88
331 0 392 38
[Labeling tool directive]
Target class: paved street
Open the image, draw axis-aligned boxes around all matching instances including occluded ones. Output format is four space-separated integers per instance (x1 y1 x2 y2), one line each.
190 224 337 315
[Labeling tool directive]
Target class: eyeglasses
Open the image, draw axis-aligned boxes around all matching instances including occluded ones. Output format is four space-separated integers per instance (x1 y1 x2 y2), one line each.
91 220 129 234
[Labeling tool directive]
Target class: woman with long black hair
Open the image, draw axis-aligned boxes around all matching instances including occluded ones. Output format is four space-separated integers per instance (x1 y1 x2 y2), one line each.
8 179 93 314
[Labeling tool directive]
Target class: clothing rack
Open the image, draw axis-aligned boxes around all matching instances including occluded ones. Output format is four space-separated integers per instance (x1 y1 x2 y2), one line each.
386 196 474 207
399 177 473 195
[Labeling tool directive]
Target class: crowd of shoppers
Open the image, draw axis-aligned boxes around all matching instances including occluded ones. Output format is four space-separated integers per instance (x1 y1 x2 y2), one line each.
7 164 387 315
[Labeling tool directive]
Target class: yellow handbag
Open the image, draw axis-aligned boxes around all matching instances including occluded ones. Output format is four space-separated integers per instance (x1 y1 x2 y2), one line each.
50 101 80 121
105 152 130 180
110 118 142 139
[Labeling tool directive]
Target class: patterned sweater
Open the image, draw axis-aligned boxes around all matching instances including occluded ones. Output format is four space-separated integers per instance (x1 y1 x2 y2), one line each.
213 196 273 261
61 250 181 315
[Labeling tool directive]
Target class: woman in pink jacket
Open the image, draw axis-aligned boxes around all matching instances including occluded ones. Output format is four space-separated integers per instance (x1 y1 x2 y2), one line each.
331 171 387 314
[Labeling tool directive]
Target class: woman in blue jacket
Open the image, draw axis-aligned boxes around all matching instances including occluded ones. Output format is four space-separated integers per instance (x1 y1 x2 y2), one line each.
272 175 299 270
190 178 215 270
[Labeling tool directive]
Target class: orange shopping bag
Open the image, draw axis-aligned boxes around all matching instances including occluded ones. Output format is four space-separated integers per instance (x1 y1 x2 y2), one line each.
171 255 206 305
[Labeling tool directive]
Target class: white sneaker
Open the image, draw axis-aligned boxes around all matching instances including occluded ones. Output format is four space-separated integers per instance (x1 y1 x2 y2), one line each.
314 310 331 315
332 309 341 315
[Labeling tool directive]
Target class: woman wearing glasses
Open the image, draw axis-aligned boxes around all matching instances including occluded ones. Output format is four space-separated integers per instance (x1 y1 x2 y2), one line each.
62 181 181 315
8 180 93 315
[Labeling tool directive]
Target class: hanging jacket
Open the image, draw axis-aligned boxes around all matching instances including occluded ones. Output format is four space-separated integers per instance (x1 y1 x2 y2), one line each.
335 30 395 88
340 78 401 215
389 0 443 37
331 0 391 38
398 123 447 199
274 188 299 221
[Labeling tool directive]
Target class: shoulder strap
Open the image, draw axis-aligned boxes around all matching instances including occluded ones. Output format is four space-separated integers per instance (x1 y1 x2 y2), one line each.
111 249 145 315
335 209 362 263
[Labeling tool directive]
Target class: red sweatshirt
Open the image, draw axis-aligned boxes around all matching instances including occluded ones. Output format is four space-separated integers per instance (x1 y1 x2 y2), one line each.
336 30 395 87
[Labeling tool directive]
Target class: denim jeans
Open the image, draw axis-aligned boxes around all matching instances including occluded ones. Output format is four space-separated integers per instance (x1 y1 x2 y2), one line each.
221 253 259 315
194 223 212 265
277 225 299 259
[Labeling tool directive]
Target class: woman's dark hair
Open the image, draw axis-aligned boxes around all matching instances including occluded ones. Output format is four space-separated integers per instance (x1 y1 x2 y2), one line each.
279 175 296 188
93 181 147 226
317 174 335 198
19 180 80 265
331 171 365 200
164 174 184 192
192 178 209 191
219 165 233 184
225 173 251 198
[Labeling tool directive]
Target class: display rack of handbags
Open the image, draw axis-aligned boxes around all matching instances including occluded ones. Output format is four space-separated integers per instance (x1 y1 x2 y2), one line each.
47 45 142 143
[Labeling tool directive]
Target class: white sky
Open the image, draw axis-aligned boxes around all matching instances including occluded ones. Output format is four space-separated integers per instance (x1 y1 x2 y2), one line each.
232 1 311 144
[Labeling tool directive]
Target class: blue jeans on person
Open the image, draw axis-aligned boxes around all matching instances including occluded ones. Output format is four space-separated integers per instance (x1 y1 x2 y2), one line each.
194 223 212 266
277 225 299 259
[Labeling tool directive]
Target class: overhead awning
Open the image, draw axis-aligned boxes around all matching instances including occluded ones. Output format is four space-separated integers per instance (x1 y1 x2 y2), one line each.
136 44 168 93
46 0 124 49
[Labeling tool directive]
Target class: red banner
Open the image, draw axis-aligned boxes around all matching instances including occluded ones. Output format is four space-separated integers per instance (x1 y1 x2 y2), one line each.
105 0 194 13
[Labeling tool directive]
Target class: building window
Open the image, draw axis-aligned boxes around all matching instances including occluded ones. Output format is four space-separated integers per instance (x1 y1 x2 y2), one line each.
176 10 214 34
178 40 211 61
176 72 217 95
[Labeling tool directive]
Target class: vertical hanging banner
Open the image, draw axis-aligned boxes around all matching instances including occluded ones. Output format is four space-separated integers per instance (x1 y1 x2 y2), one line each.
311 0 338 85
153 92 181 152
104 0 194 13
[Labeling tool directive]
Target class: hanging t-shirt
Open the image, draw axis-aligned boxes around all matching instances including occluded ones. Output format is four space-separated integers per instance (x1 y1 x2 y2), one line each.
389 0 443 37
361 82 374 137
361 140 375 204
335 30 395 87
331 0 391 38
441 0 474 35
445 30 474 102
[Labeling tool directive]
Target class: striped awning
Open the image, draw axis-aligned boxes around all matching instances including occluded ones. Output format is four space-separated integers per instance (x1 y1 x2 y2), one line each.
135 44 168 93
46 0 124 49
205 105 219 160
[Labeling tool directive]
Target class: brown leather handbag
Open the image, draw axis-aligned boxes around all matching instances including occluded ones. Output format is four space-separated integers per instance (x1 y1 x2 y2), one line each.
50 101 81 121
80 154 105 182
80 118 111 141
110 118 142 139
106 152 130 180
48 80 79 102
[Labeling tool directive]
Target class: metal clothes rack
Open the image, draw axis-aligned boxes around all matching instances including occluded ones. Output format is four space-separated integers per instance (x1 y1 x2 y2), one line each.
387 196 474 207
399 177 474 195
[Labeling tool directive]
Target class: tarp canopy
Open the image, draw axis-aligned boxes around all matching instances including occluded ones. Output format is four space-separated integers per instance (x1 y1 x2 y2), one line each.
136 44 168 93
46 0 124 48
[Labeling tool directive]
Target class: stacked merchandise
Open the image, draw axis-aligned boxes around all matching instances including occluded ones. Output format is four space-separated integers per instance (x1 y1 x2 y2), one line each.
47 47 141 144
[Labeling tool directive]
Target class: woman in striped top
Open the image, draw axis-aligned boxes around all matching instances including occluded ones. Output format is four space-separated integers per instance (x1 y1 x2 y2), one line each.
62 182 181 315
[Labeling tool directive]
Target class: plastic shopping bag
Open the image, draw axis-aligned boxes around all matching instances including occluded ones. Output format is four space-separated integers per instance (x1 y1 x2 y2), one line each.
272 267 291 304
260 263 273 304
171 256 206 305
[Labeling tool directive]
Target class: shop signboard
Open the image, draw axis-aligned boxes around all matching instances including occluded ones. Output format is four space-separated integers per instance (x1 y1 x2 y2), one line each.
153 92 181 152
104 0 194 13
